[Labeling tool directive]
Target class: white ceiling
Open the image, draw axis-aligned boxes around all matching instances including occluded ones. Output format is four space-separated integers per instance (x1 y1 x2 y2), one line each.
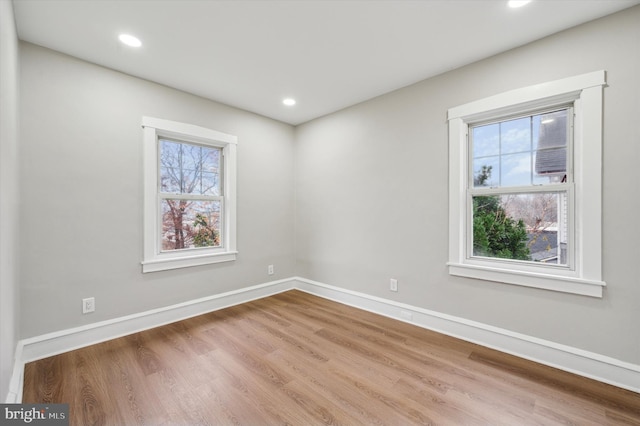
13 0 640 125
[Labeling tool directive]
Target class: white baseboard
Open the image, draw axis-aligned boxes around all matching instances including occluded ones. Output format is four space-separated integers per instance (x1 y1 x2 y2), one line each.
8 276 639 403
7 278 295 403
5 342 23 403
293 277 640 394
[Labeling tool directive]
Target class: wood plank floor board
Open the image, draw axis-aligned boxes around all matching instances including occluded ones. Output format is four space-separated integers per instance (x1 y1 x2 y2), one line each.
287 294 477 363
163 320 216 356
206 312 280 356
102 343 160 426
23 290 640 425
443 387 540 425
465 349 612 424
391 377 490 426
196 377 268 425
532 395 608 425
280 377 366 425
249 298 326 335
329 363 452 425
469 347 640 419
208 348 322 425
606 408 640 425
314 326 456 397
242 315 330 363
265 350 388 425
203 326 293 388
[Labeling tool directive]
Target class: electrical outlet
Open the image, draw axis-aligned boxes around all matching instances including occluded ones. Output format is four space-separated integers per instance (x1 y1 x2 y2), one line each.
390 278 398 292
82 297 95 314
268 264 274 275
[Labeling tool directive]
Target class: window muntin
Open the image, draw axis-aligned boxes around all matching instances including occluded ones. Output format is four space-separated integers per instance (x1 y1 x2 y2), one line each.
469 108 572 267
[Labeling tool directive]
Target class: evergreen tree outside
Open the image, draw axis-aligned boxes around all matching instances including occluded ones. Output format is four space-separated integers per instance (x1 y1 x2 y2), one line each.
472 166 530 260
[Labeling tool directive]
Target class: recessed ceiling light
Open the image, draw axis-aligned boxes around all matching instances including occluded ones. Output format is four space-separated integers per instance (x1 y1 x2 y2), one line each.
508 0 531 8
283 98 296 106
118 34 142 47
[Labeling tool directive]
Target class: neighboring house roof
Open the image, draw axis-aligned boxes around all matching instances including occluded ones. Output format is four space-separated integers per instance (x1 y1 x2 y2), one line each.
527 230 558 262
535 110 567 176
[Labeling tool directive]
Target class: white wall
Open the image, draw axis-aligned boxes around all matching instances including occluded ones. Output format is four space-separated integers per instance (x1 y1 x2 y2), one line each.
0 0 20 402
19 43 296 338
295 6 640 365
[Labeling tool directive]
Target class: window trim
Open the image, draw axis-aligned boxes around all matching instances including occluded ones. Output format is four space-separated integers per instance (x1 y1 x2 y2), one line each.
142 117 237 273
447 71 606 297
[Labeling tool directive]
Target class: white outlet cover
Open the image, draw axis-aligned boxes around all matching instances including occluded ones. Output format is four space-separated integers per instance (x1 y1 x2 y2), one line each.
82 297 95 314
390 278 398 292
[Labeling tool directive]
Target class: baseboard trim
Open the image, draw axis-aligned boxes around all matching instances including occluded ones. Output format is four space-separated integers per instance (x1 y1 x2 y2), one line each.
293 277 640 394
8 278 295 402
9 276 639 402
21 279 295 363
5 341 24 403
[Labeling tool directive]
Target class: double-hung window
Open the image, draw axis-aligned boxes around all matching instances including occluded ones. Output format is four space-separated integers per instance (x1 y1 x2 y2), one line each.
470 107 572 265
142 117 237 273
447 71 606 297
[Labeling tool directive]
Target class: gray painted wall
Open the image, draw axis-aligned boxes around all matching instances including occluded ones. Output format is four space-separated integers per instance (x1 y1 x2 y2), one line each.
295 6 640 364
19 43 296 338
0 0 20 402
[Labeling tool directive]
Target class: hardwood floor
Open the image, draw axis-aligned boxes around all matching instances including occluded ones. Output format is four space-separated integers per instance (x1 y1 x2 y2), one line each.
23 290 640 425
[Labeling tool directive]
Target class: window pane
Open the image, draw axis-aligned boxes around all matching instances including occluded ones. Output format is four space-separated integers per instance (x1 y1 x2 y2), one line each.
473 157 499 187
535 109 568 183
533 148 567 184
161 199 221 250
472 192 568 265
472 108 568 188
473 123 500 157
179 143 201 175
160 166 181 193
500 152 531 187
201 172 220 196
500 117 531 154
537 110 568 149
159 139 222 196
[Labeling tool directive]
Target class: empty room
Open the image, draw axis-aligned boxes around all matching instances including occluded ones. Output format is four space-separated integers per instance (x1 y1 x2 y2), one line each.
1 0 639 424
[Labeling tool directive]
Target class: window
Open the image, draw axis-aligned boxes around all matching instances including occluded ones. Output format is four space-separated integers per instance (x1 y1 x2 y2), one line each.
471 107 571 265
142 117 237 272
447 71 606 297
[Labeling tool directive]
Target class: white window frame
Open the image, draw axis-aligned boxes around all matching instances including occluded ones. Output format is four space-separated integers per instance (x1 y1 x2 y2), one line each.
142 117 237 273
447 71 606 297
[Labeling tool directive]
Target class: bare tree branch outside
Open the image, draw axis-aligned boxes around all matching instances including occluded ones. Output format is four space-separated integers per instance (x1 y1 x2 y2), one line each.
159 139 222 251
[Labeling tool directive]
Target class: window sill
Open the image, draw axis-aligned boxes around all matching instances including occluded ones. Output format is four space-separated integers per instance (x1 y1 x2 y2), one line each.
447 262 605 298
142 251 238 273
